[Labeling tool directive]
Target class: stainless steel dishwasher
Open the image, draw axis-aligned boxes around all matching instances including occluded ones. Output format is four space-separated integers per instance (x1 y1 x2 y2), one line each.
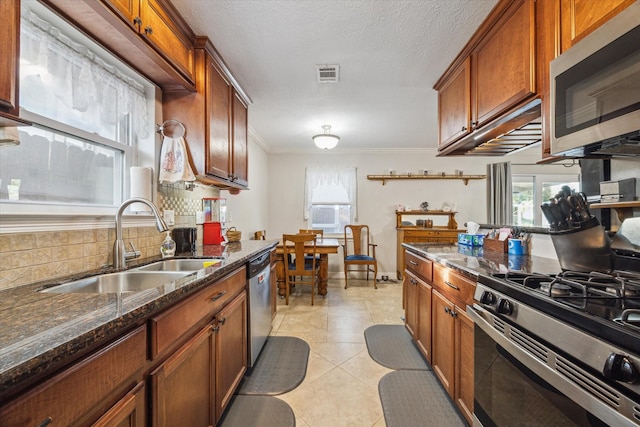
247 251 272 367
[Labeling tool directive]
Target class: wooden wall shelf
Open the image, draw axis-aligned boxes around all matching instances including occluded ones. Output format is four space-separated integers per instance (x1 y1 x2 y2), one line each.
590 201 640 222
367 174 486 186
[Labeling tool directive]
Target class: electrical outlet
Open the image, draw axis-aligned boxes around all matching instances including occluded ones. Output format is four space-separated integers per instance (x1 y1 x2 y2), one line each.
195 211 204 224
163 209 175 226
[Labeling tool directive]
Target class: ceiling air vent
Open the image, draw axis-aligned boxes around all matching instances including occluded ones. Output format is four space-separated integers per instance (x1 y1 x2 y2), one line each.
316 65 340 83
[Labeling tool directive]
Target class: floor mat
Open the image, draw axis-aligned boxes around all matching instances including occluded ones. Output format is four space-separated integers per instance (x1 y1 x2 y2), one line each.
218 395 295 427
237 336 310 395
379 370 465 427
364 324 430 370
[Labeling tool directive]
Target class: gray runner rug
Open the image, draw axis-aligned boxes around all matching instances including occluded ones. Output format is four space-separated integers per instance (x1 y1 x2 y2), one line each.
218 395 295 427
364 324 430 370
379 370 465 427
237 336 310 395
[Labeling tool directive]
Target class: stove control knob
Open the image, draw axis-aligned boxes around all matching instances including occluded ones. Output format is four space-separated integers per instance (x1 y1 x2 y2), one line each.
480 291 496 305
603 353 639 384
497 298 514 315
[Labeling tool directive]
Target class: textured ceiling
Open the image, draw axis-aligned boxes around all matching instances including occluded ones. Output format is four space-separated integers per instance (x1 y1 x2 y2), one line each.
171 0 499 153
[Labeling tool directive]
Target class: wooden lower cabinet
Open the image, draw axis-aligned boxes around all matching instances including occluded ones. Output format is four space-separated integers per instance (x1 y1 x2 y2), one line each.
455 308 474 425
215 291 247 422
431 290 456 397
403 269 433 363
416 276 432 364
150 326 215 427
431 289 474 426
0 326 146 427
92 381 146 427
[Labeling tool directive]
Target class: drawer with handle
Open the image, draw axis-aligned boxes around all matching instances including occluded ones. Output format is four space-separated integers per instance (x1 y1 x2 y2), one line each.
404 250 433 282
150 266 246 359
433 263 475 307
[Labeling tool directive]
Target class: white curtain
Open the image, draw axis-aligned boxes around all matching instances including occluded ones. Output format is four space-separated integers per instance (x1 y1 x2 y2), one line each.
304 167 357 220
20 5 149 141
487 162 512 224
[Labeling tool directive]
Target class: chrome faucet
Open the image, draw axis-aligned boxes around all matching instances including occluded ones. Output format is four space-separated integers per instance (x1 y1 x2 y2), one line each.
113 197 169 269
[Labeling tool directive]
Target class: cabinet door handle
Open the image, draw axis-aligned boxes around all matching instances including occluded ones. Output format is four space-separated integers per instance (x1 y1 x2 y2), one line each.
410 278 417 285
444 281 459 291
444 307 450 314
470 121 478 130
37 418 52 427
218 317 227 325
213 325 220 332
409 260 418 266
450 310 458 318
210 291 227 301
133 16 142 27
461 126 467 132
144 26 153 35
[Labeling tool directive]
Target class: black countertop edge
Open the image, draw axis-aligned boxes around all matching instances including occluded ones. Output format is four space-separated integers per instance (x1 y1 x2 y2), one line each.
402 243 562 280
0 240 277 399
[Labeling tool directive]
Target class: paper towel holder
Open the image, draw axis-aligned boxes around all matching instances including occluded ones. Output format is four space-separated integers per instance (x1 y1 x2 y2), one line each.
156 119 185 139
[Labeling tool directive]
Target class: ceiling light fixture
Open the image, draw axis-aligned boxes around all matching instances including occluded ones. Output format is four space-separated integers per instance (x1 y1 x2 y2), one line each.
312 125 340 150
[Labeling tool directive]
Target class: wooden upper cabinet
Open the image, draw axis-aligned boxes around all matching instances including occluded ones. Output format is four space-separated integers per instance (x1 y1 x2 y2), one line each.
138 0 194 82
437 57 471 148
45 0 195 91
560 0 636 52
164 37 250 190
472 0 536 128
434 0 537 149
102 0 194 83
0 0 19 113
231 92 249 187
206 61 233 181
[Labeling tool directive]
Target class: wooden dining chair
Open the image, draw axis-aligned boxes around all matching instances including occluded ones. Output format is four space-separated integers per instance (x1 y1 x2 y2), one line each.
283 233 320 305
299 229 323 265
342 224 378 289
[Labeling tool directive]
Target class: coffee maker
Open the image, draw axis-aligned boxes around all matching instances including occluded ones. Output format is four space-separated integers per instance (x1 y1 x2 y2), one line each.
172 227 197 254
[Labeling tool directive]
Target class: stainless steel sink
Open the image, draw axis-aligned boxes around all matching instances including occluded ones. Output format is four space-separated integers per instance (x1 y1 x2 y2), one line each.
40 271 192 294
132 258 223 272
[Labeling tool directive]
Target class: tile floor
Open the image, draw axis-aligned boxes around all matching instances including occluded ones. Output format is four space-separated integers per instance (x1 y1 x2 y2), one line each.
271 277 405 427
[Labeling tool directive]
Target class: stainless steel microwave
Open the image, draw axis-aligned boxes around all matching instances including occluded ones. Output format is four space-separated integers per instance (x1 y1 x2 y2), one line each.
550 1 640 157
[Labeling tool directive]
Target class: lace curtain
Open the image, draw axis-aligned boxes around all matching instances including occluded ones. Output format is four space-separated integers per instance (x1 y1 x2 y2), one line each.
304 167 358 220
20 5 149 142
487 162 512 224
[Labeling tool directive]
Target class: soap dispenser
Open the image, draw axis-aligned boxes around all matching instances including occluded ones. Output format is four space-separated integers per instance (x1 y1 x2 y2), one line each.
160 231 176 258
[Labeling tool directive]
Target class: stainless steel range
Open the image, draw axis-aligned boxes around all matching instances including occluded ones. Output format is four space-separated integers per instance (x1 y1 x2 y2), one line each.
469 269 640 426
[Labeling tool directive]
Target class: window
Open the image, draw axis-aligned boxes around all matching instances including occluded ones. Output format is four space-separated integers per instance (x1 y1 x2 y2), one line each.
304 167 357 234
0 1 154 216
512 175 580 226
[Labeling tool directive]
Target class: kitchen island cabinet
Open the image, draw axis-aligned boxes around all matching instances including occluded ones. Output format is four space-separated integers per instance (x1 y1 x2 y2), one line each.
163 37 251 191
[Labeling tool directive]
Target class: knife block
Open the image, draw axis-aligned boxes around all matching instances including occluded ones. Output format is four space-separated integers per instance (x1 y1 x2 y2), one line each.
483 237 508 253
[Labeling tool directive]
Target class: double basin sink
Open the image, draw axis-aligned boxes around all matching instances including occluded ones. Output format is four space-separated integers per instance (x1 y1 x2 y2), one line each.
40 259 223 294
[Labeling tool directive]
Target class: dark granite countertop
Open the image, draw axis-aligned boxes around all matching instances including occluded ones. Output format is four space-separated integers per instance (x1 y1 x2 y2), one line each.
0 240 277 398
402 243 562 280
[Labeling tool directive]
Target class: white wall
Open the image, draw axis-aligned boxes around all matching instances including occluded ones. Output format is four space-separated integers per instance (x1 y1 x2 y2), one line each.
220 133 270 239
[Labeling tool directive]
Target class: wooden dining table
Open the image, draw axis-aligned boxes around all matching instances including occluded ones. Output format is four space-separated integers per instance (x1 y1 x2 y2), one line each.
274 237 340 297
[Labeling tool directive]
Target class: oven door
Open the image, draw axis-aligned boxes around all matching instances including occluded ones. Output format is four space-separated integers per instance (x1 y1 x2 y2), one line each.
467 304 621 427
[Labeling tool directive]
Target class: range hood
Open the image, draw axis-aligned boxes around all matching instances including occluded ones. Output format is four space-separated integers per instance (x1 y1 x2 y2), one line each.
437 99 542 156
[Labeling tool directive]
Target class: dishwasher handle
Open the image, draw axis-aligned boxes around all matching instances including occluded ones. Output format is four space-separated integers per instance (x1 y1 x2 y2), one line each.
249 251 271 278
